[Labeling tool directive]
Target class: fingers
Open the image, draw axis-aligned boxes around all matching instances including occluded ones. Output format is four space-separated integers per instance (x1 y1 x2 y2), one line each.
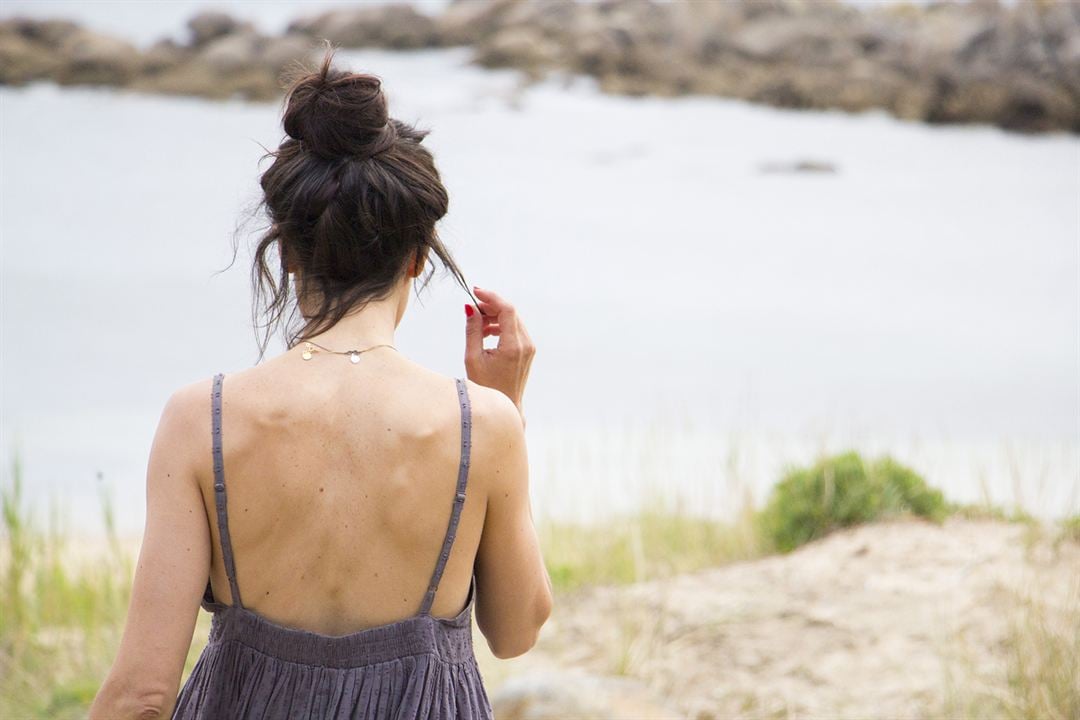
464 303 484 363
463 287 536 409
472 286 525 351
472 286 517 322
471 287 534 359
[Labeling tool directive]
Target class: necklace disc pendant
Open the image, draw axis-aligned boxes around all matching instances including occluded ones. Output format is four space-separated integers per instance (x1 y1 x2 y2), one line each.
302 350 313 361
349 352 361 364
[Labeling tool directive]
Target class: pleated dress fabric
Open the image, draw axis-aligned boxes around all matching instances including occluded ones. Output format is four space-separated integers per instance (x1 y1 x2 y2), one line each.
172 373 494 719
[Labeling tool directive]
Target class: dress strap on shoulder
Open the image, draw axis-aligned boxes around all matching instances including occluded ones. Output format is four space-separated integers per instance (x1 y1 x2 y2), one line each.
211 372 243 608
419 377 472 616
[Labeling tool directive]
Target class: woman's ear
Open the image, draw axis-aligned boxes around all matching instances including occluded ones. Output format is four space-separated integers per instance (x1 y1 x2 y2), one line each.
411 248 427 278
281 240 298 274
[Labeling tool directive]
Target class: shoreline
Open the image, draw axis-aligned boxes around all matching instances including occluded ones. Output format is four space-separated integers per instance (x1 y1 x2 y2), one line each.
2 0 1078 133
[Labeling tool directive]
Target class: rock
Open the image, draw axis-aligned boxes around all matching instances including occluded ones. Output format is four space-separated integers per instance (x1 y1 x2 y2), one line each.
195 30 261 73
5 17 80 48
569 24 634 77
260 34 315 72
499 0 583 36
436 0 518 46
472 26 563 73
491 671 677 720
289 4 438 49
141 38 190 75
731 16 847 65
3 0 1078 133
759 159 839 174
56 28 140 85
187 11 248 48
188 30 311 77
0 21 64 83
134 60 279 102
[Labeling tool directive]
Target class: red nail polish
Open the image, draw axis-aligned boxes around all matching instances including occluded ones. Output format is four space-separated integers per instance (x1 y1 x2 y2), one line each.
464 304 474 317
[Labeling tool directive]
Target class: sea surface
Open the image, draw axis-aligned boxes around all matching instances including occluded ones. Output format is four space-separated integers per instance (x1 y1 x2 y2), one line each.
2 45 1077 533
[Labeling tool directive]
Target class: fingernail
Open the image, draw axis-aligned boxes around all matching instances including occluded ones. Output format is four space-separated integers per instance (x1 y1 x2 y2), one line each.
464 304 474 317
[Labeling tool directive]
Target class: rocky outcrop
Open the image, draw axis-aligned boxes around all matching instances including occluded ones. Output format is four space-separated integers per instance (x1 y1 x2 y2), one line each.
0 19 71 83
186 10 250 48
448 0 1080 133
287 3 438 50
55 29 141 85
0 13 316 101
1 0 1077 132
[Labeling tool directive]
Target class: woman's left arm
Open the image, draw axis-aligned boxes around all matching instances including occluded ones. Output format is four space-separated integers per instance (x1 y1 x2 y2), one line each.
90 382 212 720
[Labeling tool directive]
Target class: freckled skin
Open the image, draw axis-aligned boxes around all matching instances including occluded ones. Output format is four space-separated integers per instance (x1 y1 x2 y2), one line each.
90 274 547 720
193 279 542 638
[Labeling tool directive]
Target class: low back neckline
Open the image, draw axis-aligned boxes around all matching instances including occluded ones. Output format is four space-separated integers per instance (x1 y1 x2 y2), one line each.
174 371 493 717
200 371 475 631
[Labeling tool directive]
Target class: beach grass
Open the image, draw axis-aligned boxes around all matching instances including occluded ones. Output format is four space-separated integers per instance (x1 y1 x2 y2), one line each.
941 557 1080 720
1001 589 1080 720
1 454 132 719
3 449 1078 719
539 488 764 592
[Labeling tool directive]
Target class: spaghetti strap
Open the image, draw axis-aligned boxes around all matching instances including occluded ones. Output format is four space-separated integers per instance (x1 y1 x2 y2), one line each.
211 372 243 608
418 377 472 616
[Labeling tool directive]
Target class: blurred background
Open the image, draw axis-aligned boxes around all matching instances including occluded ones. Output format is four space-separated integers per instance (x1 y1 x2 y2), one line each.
1 1 1078 718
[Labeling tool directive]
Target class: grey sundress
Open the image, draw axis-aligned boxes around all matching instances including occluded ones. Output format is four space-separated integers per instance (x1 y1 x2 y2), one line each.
172 373 493 719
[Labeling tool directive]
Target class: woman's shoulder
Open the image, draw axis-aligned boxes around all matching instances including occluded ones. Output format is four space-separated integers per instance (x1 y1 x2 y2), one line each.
159 375 217 424
459 379 521 432
458 379 527 489
141 375 220 489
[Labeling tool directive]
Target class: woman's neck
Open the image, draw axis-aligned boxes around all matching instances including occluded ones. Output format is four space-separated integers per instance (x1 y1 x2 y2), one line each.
300 297 399 351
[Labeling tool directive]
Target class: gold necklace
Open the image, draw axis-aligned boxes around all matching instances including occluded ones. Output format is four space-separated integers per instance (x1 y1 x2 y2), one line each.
301 340 397 364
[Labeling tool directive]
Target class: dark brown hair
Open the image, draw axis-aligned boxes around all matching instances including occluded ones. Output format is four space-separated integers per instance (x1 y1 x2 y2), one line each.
249 44 470 360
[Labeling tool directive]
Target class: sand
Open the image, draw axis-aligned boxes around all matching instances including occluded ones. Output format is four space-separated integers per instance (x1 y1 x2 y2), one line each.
482 518 1080 719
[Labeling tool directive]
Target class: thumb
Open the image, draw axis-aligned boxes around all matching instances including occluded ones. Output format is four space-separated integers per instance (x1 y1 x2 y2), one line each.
464 304 483 365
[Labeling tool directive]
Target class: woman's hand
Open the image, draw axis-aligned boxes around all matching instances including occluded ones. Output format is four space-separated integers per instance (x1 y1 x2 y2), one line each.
464 286 535 426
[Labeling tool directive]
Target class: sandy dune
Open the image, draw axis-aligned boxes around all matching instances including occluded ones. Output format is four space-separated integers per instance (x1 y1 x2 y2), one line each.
483 518 1080 719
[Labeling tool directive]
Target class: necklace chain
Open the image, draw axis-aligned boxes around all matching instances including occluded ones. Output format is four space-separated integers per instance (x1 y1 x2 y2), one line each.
301 340 397 364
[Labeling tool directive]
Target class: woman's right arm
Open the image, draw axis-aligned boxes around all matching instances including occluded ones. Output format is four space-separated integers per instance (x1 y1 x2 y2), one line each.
470 387 553 658
463 285 551 658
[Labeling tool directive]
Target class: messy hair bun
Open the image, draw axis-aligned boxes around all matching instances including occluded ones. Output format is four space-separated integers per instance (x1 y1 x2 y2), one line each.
249 43 470 359
282 67 399 160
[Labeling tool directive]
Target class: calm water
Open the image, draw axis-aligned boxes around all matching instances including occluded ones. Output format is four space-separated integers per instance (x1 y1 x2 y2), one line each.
2 48 1077 533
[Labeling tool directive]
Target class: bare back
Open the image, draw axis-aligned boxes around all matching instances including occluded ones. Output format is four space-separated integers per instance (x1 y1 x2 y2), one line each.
199 350 488 636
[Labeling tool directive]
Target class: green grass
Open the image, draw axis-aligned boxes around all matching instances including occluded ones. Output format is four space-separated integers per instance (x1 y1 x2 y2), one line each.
948 501 1039 525
540 491 764 592
1003 591 1080 720
1058 515 1080 545
757 450 948 553
942 581 1080 720
1 453 134 719
0 453 214 719
4 447 1076 720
